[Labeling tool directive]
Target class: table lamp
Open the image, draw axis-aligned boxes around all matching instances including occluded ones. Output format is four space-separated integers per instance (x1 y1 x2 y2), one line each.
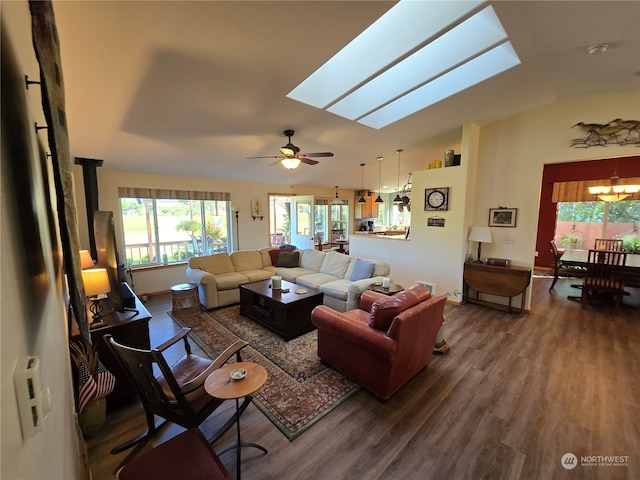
468 226 492 264
82 268 111 329
79 250 94 269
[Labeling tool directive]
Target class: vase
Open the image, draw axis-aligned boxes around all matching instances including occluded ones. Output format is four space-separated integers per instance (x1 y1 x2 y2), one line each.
79 396 107 438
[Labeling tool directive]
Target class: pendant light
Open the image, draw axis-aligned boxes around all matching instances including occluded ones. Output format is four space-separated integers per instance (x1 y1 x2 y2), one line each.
393 149 403 204
587 165 640 202
359 163 367 203
375 157 384 203
331 185 343 205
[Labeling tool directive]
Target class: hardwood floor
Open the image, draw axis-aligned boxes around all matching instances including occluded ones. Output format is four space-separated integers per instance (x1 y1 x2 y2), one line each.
87 273 640 479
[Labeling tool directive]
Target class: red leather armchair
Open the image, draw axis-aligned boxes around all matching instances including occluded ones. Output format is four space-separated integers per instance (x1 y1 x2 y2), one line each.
311 285 446 400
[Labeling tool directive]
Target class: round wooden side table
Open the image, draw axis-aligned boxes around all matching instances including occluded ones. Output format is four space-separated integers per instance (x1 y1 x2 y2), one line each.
170 283 200 315
205 362 268 480
368 283 404 296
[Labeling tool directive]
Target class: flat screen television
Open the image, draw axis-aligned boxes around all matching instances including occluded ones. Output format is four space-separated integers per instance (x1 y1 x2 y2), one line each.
93 211 124 313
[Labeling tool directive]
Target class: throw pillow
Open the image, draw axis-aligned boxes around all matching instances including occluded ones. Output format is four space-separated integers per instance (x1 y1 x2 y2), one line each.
268 247 293 266
349 258 375 281
369 297 404 331
275 250 300 268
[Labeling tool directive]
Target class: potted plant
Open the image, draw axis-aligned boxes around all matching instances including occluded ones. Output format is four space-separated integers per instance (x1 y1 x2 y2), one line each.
434 289 460 354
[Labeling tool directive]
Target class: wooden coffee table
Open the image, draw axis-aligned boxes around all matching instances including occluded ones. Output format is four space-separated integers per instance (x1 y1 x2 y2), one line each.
239 279 323 340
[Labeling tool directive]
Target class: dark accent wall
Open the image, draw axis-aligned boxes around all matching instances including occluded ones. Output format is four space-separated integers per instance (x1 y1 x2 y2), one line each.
535 155 640 268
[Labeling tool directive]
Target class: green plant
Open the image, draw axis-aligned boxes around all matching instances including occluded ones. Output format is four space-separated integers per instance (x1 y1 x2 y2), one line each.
560 232 584 249
622 234 640 254
176 220 200 235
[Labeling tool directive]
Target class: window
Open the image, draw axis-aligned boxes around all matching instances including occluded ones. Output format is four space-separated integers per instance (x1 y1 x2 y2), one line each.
118 188 231 266
268 194 349 246
269 195 291 246
555 200 640 252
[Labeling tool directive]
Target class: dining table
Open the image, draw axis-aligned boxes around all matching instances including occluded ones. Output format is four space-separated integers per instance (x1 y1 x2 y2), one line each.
559 249 640 289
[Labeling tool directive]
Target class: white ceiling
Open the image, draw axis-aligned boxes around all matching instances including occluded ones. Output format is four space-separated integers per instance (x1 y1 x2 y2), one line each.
53 1 640 193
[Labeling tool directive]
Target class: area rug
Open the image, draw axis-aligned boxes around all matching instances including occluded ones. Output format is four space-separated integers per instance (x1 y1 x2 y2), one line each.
170 305 359 441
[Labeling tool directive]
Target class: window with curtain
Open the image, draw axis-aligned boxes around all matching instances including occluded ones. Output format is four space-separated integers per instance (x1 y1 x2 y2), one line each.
118 187 231 266
552 180 640 253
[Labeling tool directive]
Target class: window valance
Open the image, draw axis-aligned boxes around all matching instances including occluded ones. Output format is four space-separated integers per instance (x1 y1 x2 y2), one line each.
551 178 640 203
118 187 230 201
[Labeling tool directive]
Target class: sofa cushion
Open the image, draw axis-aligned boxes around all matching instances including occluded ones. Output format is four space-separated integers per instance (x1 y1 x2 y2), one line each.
214 271 251 290
320 251 352 278
349 258 375 281
238 269 273 283
231 250 263 272
296 272 339 289
260 248 276 267
368 285 432 330
276 267 314 283
300 249 325 271
189 253 234 275
268 247 293 266
319 279 351 301
275 250 300 267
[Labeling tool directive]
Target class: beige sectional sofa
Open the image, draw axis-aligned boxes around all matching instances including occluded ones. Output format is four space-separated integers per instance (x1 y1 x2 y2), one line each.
185 248 390 312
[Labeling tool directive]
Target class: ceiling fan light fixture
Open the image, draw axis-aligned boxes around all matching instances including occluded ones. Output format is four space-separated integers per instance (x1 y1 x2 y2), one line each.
281 157 301 169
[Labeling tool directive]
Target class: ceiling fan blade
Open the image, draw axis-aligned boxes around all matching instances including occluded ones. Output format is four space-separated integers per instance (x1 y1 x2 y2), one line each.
246 155 285 159
300 152 334 158
300 158 319 166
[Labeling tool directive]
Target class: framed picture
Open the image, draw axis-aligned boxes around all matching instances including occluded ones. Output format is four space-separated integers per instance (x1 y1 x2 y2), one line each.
489 208 517 227
424 187 450 211
251 198 264 219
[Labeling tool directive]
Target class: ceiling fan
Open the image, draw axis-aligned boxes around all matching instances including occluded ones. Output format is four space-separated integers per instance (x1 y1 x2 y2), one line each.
247 130 334 169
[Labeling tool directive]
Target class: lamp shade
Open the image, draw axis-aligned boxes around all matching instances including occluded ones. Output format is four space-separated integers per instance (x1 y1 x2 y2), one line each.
468 226 492 244
82 268 111 297
79 250 94 269
281 158 301 169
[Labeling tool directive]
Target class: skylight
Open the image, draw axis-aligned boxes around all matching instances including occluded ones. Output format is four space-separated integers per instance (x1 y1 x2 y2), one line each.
287 1 521 129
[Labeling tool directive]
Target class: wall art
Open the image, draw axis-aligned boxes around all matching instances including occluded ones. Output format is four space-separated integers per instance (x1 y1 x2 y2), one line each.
489 208 517 227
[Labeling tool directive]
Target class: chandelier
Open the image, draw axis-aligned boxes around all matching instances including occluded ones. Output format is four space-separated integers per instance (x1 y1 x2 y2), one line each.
587 172 640 202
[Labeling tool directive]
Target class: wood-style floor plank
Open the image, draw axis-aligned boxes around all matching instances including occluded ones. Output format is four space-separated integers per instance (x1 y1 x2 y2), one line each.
86 273 640 479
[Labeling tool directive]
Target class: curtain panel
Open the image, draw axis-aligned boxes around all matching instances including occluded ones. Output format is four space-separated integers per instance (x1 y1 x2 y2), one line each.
117 187 230 201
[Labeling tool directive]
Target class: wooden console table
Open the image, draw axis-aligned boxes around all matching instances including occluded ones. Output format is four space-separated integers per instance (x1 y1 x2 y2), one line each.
463 262 532 314
71 294 151 407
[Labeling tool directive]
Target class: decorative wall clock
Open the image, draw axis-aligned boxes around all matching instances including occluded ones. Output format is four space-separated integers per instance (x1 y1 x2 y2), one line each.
424 187 450 211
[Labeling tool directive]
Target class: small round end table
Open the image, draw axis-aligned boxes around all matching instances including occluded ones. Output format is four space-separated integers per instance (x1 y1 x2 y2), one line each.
205 362 268 480
368 283 404 296
170 283 201 315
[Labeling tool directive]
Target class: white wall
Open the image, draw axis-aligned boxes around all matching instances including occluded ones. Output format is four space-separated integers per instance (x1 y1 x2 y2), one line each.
474 92 639 267
1 2 85 478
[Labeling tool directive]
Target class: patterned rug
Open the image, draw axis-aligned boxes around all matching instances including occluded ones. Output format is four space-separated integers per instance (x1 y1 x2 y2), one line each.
170 305 359 441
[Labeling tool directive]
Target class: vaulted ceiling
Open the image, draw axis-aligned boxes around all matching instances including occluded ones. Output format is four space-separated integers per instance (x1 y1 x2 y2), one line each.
53 1 640 193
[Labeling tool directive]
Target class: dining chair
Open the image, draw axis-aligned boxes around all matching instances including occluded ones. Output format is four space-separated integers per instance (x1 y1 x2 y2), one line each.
104 328 249 456
549 240 586 291
594 238 624 251
580 249 627 310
